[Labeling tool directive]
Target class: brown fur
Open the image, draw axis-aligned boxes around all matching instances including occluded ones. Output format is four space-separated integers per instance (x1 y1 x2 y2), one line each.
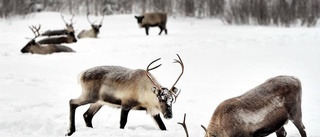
38 32 77 44
41 29 73 37
41 14 74 37
205 76 307 137
66 58 183 136
135 12 168 35
21 39 74 54
77 28 100 38
77 12 103 39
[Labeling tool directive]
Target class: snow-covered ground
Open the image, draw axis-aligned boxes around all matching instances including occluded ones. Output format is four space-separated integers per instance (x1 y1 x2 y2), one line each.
0 12 319 137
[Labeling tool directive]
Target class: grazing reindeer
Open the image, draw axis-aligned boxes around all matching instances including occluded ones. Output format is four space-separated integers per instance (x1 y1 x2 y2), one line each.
37 31 77 44
41 14 75 37
21 25 75 54
134 12 168 35
77 12 104 38
201 76 307 137
66 54 184 136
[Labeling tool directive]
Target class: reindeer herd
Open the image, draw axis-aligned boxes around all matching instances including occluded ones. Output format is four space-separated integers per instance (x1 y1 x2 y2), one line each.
20 12 168 55
17 12 307 137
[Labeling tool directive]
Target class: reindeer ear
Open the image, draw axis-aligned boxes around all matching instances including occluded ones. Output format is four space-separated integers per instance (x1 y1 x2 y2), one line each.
134 16 138 19
31 39 36 44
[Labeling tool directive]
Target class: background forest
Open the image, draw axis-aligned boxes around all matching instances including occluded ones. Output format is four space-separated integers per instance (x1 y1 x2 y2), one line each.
1 0 319 27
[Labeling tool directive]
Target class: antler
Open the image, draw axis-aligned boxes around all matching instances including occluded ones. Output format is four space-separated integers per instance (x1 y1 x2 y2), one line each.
201 125 208 136
61 14 74 25
100 14 105 25
86 12 96 25
178 113 189 137
169 54 184 101
146 58 162 90
61 13 67 24
29 25 41 39
70 14 75 24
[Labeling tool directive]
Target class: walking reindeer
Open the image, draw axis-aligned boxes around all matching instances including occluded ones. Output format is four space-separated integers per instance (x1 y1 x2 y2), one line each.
134 12 168 35
21 25 74 54
77 12 104 38
66 54 184 136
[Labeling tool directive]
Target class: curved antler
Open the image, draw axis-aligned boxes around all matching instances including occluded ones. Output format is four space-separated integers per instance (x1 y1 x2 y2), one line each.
146 58 162 90
169 54 184 101
86 12 95 25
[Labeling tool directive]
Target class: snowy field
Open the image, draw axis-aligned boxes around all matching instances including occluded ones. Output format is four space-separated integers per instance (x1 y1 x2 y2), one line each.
0 12 319 137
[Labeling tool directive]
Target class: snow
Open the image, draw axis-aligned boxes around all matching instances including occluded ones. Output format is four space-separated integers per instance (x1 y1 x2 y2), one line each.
0 12 319 137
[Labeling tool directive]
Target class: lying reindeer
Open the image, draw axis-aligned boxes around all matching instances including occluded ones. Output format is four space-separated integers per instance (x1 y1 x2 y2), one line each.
201 76 307 137
77 12 104 39
134 12 168 35
37 31 77 44
41 14 75 37
21 25 75 54
66 54 184 136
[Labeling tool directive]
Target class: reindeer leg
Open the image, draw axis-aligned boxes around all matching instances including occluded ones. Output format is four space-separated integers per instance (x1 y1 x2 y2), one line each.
153 114 166 130
83 103 103 128
120 107 132 129
288 103 307 137
275 127 287 137
66 98 91 136
158 26 164 35
145 27 149 35
164 27 168 35
291 117 307 137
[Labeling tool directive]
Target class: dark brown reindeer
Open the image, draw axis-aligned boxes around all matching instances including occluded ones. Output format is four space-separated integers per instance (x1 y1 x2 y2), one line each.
134 12 168 35
21 25 75 54
37 31 77 44
41 14 75 37
77 12 104 39
200 76 307 137
66 54 184 136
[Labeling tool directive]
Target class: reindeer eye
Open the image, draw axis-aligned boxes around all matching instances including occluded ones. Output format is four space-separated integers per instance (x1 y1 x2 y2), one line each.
166 97 173 104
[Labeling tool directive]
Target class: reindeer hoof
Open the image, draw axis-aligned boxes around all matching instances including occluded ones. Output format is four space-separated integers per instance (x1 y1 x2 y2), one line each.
65 130 75 136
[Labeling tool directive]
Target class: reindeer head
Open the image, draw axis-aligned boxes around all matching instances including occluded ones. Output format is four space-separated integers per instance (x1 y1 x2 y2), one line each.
134 15 144 28
65 31 77 43
146 54 184 119
87 12 104 33
21 25 41 53
61 13 75 33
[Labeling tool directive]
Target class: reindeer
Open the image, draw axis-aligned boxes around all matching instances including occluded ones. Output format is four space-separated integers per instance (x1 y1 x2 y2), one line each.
66 54 184 136
41 14 75 37
200 76 307 137
77 12 104 39
21 25 75 54
134 12 168 35
37 31 77 44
